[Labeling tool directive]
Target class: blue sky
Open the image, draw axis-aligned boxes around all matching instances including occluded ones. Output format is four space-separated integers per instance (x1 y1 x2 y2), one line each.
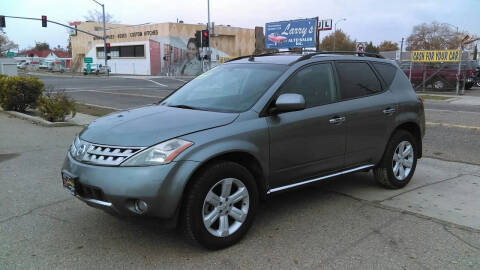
2 0 479 50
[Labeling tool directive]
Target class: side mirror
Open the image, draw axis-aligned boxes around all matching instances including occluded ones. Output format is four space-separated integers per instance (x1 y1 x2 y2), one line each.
274 93 306 113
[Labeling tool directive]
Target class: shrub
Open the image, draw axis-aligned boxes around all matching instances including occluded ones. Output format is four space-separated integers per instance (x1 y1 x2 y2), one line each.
0 75 44 112
37 89 76 122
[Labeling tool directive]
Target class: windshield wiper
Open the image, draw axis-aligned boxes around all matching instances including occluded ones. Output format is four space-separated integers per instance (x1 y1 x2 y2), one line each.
168 104 208 111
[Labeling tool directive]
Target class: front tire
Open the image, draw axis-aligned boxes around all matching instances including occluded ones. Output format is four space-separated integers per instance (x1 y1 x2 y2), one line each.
181 161 258 250
373 130 418 189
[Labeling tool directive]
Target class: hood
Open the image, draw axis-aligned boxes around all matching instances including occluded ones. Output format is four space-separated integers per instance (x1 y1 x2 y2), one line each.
80 105 238 147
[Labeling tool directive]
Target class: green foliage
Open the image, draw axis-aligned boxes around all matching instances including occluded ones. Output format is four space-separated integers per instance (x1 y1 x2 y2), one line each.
37 90 76 122
0 75 44 112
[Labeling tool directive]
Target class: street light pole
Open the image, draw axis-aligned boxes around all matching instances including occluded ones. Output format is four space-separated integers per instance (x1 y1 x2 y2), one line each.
92 0 108 76
333 18 346 51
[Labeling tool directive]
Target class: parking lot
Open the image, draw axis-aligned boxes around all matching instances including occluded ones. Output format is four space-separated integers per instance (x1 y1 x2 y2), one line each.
1 74 480 269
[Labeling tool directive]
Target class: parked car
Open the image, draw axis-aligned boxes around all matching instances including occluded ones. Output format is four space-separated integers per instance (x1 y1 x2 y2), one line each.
83 64 111 75
62 52 425 249
399 60 477 90
38 61 51 70
16 62 29 69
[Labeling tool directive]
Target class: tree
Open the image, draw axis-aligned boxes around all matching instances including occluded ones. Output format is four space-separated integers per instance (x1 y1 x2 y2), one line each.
406 22 466 51
0 33 18 54
320 30 355 51
84 10 118 24
378 41 399 51
33 42 50 51
365 42 379 54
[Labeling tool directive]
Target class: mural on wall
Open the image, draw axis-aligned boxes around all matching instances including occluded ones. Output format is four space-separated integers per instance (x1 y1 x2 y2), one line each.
151 36 230 76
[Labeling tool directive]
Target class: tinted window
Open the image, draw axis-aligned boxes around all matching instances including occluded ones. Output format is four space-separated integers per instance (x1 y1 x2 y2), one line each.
162 64 288 113
335 62 382 100
278 63 337 108
373 63 398 88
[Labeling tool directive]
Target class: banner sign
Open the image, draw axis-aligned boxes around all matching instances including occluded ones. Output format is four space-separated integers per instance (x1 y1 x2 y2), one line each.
265 18 317 49
411 50 461 62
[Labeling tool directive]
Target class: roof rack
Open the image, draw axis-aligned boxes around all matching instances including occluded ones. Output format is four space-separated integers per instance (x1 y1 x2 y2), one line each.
225 50 384 64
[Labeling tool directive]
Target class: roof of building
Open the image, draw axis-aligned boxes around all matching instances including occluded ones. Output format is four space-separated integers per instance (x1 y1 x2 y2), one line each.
22 50 71 58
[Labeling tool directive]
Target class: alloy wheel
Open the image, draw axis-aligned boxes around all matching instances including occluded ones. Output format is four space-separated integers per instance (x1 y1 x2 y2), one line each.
202 178 250 237
392 141 414 181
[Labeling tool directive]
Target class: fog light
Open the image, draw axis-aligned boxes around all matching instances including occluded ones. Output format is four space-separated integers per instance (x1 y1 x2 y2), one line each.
134 200 148 214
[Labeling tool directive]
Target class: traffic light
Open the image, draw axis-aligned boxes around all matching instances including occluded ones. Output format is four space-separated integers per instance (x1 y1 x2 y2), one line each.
0 16 5 28
106 43 111 53
201 30 210 47
194 31 202 48
41 15 47 27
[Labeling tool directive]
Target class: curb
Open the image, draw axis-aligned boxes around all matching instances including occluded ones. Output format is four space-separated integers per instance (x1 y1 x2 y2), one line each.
0 110 79 127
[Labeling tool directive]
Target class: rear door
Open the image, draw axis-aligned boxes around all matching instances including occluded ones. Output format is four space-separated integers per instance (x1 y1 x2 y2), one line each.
267 62 347 188
333 61 397 167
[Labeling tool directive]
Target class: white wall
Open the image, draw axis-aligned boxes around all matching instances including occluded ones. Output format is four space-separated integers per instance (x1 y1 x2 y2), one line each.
85 41 150 75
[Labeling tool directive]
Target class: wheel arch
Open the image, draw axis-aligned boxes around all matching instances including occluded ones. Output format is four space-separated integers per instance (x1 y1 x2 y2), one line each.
388 121 423 159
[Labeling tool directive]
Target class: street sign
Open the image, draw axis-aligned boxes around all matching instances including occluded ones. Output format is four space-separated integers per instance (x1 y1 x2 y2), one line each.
6 51 14 57
265 18 317 49
411 50 460 62
356 42 366 52
84 57 93 63
86 63 91 74
318 19 332 31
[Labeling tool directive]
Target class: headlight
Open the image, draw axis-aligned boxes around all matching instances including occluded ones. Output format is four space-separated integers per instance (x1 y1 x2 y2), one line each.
120 138 193 166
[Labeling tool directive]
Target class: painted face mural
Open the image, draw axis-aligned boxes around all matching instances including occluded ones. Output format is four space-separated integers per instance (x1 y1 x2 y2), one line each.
149 35 230 77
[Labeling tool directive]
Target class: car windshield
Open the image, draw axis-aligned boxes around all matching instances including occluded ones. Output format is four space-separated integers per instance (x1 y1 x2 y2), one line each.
161 63 288 113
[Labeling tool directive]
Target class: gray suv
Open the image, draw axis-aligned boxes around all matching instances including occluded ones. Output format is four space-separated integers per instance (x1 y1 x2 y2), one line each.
62 52 425 249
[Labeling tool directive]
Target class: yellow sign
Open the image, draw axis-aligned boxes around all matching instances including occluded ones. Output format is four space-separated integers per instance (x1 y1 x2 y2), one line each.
411 50 461 62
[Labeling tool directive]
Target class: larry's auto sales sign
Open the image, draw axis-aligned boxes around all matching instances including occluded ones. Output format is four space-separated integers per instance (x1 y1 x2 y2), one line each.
265 18 317 49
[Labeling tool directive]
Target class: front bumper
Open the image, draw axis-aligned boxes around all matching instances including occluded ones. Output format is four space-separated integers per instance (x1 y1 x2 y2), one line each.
61 153 199 218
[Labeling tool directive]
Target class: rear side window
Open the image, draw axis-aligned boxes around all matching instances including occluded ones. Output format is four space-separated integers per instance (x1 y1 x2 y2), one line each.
335 62 382 100
372 63 398 88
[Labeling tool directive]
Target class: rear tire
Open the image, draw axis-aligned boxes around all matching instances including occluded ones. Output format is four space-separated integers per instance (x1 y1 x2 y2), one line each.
181 161 258 250
373 130 418 189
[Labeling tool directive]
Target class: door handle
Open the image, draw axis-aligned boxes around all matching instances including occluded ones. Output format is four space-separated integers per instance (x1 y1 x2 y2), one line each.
383 107 396 115
329 116 346 124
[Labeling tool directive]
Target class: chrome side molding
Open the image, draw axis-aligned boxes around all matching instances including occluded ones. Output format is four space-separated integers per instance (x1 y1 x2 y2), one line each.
77 196 113 207
267 164 374 194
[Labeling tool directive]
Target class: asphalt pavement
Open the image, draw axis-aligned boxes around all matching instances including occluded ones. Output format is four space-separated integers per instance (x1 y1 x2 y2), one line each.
1 113 480 269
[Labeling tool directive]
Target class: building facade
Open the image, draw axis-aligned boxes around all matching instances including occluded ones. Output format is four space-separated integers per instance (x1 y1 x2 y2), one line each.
70 21 256 75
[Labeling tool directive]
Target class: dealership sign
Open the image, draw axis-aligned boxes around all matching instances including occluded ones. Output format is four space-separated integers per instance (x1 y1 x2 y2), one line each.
411 50 461 62
265 18 317 49
318 19 332 31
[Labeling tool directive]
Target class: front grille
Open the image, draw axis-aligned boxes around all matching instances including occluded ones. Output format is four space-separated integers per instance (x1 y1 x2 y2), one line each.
76 182 106 201
82 143 144 166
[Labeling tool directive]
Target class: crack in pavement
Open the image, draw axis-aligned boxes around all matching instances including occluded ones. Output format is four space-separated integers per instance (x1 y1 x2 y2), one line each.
0 198 72 224
379 174 465 203
326 189 480 234
443 225 480 251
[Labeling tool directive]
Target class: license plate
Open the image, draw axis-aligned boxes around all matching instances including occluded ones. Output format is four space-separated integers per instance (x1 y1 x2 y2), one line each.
62 173 76 195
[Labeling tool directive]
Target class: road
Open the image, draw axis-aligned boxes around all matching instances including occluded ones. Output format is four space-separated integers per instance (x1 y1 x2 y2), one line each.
1 112 480 269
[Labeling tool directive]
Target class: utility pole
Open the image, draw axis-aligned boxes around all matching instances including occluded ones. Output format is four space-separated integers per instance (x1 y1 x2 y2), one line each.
92 0 108 76
400 37 404 61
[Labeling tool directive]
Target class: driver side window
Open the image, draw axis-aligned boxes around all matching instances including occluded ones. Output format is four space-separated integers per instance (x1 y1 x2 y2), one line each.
278 63 337 108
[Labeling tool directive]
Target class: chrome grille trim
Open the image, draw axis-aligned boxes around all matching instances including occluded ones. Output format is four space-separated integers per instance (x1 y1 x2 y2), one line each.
81 143 145 166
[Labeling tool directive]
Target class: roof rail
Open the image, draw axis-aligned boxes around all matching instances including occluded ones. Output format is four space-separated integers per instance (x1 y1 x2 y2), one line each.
293 51 384 63
225 50 384 64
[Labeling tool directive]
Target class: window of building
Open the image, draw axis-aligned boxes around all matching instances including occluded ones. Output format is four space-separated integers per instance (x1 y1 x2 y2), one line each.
96 45 144 58
94 26 103 31
278 63 337 108
335 62 382 100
